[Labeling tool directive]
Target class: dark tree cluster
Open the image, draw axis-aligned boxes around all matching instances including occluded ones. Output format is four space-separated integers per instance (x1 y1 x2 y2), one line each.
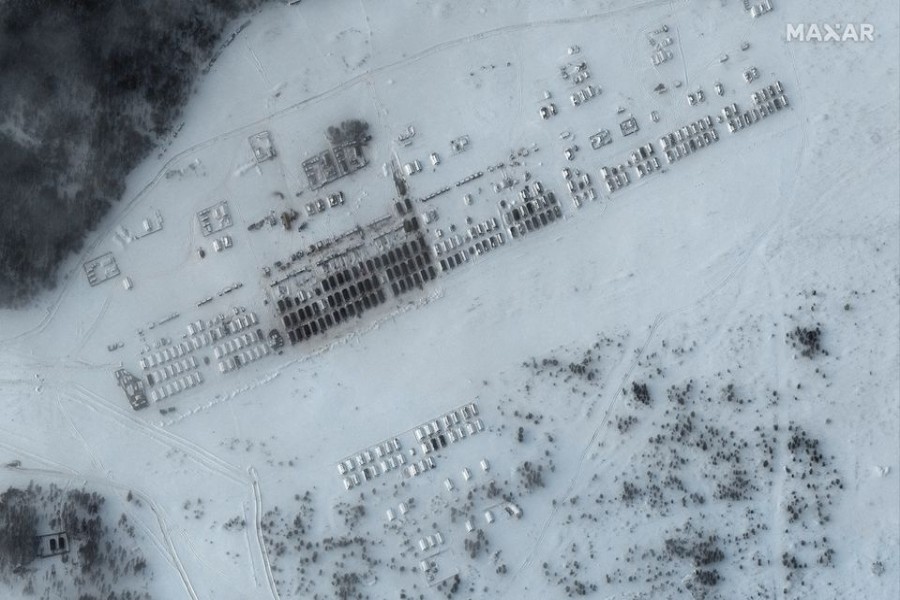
786 324 825 358
542 543 600 598
464 529 488 559
0 483 152 598
663 533 724 567
331 570 361 600
517 460 546 490
0 0 267 306
0 487 39 568
437 572 461 596
630 381 652 406
325 119 371 147
616 414 638 433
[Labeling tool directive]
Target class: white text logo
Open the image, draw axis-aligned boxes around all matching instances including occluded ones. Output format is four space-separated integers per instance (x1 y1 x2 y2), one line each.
786 23 875 42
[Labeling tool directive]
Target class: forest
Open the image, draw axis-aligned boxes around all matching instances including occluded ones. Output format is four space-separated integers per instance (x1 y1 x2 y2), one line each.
0 0 267 307
0 483 152 598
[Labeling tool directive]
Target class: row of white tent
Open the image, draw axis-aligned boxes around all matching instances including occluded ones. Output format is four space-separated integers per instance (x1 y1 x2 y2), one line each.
140 340 195 369
217 342 271 373
148 356 198 384
149 371 203 402
226 312 258 334
213 330 260 359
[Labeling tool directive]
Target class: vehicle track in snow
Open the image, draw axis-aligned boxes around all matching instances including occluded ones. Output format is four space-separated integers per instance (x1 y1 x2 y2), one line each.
64 384 281 600
506 213 787 590
250 466 282 600
68 384 246 486
507 312 663 583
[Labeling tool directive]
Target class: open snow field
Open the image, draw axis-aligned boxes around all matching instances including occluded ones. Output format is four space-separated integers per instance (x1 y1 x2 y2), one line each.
1 0 897 598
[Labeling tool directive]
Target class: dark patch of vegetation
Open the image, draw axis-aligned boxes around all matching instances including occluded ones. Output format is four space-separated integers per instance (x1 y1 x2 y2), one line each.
786 324 825 358
223 515 246 531
692 568 720 586
331 570 361 600
664 532 725 567
615 414 637 434
335 502 366 530
619 480 643 505
0 487 38 568
325 119 371 147
464 529 488 559
543 543 599 597
517 460 546 491
631 381 652 406
0 0 266 306
437 572 461 597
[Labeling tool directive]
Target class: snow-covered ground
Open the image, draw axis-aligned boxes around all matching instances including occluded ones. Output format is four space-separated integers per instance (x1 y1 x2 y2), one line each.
1 0 897 598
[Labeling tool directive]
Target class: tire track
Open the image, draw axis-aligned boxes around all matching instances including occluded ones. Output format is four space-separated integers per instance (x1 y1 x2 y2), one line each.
241 500 261 587
68 384 246 486
56 393 109 478
508 313 664 582
249 466 281 600
75 294 112 354
508 204 785 589
65 384 280 600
